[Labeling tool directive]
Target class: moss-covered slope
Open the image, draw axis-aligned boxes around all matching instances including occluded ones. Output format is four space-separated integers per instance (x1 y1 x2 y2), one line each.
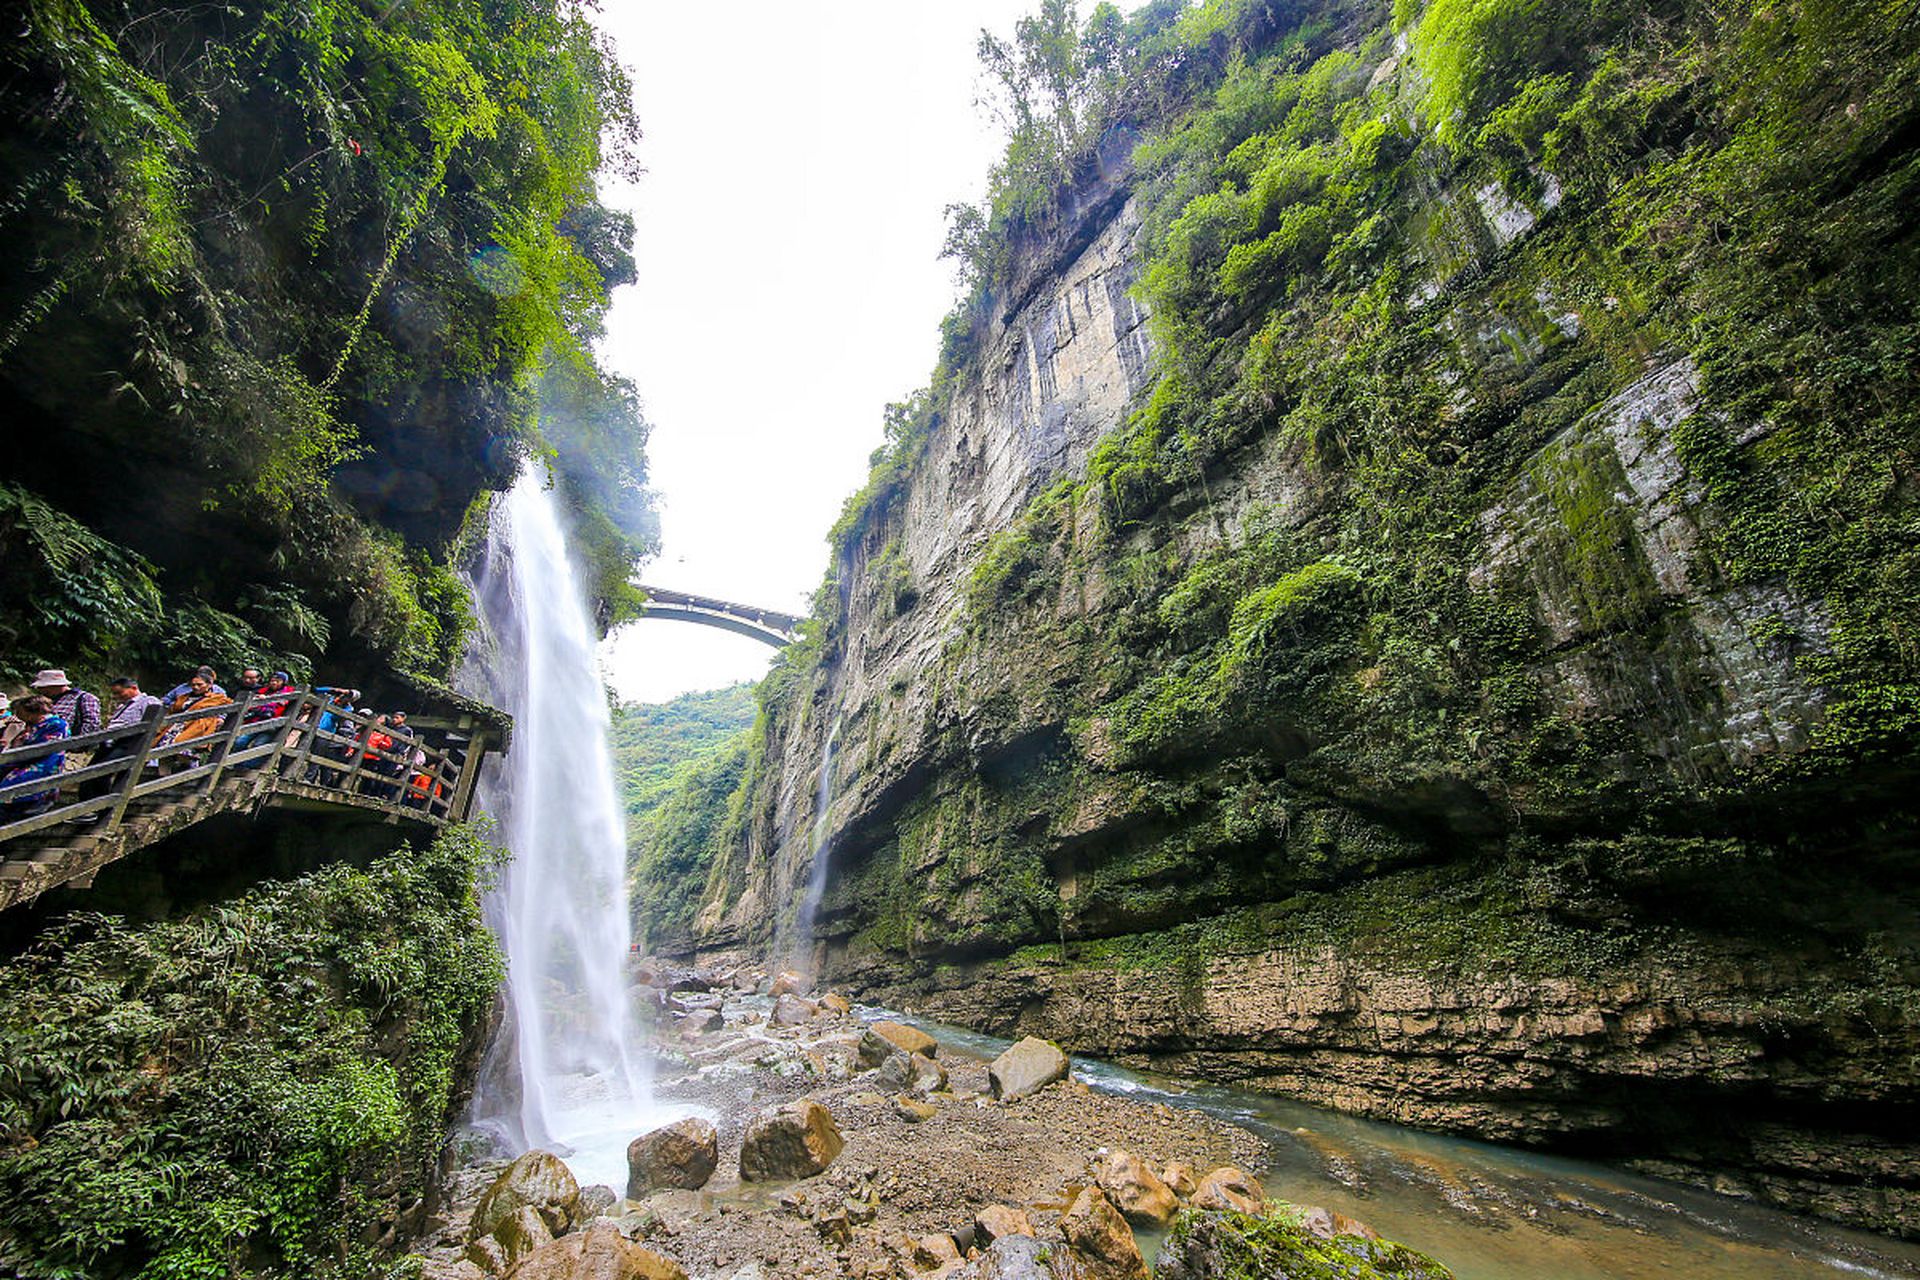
0 825 502 1278
650 0 1920 1235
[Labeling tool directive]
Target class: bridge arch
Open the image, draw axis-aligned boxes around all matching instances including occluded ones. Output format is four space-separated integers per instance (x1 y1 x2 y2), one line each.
634 586 801 649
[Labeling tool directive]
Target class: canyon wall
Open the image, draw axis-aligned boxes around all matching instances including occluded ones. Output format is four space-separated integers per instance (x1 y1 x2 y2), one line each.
652 1 1920 1237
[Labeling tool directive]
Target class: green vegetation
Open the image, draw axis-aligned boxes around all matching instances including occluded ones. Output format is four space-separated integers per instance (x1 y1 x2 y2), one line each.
0 0 655 688
619 0 1920 1007
610 684 762 953
611 684 759 821
1160 1206 1455 1279
0 824 503 1279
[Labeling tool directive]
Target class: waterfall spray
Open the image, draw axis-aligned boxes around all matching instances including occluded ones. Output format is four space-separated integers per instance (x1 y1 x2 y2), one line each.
787 715 842 974
461 469 673 1187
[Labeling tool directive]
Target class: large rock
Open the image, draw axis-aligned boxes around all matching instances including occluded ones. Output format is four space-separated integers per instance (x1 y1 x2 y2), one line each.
769 970 812 997
1190 1167 1264 1215
974 1203 1033 1242
871 1020 939 1058
1161 1162 1197 1199
466 1236 510 1276
1061 1186 1147 1280
857 1028 897 1068
1095 1149 1178 1227
506 1219 688 1280
951 1234 1058 1280
772 993 818 1026
818 992 853 1016
471 1150 581 1240
495 1205 553 1270
627 1117 719 1197
1154 1208 1453 1280
909 1052 948 1094
739 1099 845 1181
987 1038 1069 1101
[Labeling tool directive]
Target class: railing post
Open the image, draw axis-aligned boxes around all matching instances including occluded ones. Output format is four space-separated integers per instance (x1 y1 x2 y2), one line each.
202 692 255 794
281 692 323 783
106 704 168 829
255 691 308 795
445 731 488 823
338 717 375 797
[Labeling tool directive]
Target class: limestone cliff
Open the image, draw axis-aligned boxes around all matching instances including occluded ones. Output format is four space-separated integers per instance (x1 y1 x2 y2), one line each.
649 0 1920 1238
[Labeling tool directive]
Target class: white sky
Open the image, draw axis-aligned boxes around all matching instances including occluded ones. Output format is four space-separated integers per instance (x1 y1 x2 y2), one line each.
591 1 1035 704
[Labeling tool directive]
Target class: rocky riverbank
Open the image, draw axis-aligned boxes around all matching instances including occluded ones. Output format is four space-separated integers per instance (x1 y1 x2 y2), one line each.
409 963 1451 1280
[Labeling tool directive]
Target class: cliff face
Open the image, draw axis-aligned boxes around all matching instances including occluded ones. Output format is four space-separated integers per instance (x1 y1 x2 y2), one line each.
661 0 1920 1238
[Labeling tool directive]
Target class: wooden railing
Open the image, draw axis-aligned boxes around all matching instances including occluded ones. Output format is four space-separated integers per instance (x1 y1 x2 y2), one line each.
0 690 483 850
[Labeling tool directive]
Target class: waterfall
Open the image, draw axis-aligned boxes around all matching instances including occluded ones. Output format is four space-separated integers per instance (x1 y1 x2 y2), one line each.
786 715 841 974
461 469 672 1190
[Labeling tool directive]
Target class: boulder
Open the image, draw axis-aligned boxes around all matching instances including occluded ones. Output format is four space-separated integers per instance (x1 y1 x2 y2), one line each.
871 1020 939 1058
495 1205 553 1270
772 993 817 1026
1095 1149 1178 1227
974 1203 1033 1242
739 1099 845 1181
677 1009 723 1036
466 1236 509 1276
913 1233 962 1269
1154 1207 1453 1280
1191 1167 1264 1215
876 1051 913 1089
950 1234 1057 1280
908 1052 948 1094
769 970 812 997
987 1038 1070 1102
818 993 852 1016
505 1219 688 1280
893 1096 938 1123
1297 1205 1382 1241
577 1185 619 1221
627 1117 719 1197
471 1150 581 1240
1160 1162 1197 1199
857 1029 897 1068
1060 1187 1147 1280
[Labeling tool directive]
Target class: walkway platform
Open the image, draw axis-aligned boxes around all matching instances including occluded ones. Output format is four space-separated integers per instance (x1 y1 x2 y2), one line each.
0 690 503 912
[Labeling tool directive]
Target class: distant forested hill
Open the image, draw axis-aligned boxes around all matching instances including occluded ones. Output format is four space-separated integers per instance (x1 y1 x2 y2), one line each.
612 683 758 820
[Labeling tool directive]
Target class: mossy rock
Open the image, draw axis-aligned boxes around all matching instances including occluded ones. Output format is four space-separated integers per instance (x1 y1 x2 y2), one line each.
1155 1208 1454 1280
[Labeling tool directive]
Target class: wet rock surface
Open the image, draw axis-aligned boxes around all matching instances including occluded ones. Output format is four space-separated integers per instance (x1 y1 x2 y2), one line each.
409 976 1276 1279
628 1117 719 1197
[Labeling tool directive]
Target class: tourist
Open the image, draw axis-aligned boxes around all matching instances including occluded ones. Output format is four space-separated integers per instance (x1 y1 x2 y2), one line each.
162 666 225 703
0 701 23 751
31 670 100 738
155 674 233 772
235 667 264 698
1 695 68 817
356 713 397 800
73 677 164 816
235 670 298 765
306 687 360 783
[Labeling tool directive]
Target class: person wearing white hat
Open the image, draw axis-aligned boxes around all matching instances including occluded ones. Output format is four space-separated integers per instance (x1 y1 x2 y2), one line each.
30 670 100 739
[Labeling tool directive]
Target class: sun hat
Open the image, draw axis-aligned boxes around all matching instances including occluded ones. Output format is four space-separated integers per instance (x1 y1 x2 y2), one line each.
29 669 70 689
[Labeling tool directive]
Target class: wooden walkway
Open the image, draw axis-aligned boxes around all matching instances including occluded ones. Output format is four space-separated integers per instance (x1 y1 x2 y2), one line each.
0 690 499 912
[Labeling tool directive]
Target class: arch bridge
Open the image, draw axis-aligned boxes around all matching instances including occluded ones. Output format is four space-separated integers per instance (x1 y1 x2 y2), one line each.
636 585 803 648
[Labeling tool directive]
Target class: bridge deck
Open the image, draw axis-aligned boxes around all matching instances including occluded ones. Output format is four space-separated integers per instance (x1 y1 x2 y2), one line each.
0 690 498 913
637 585 802 648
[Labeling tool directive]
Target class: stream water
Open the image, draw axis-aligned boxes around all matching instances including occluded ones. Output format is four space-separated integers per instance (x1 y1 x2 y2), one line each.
461 471 699 1191
883 1011 1920 1280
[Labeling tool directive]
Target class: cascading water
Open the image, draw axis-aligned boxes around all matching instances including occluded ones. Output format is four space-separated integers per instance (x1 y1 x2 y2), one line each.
461 469 693 1190
785 715 841 974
